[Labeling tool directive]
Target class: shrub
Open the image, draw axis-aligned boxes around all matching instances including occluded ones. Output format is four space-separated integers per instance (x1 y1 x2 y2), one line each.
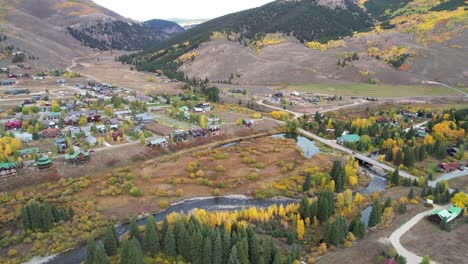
242 157 256 164
186 162 200 173
129 187 143 197
212 188 221 196
175 189 184 197
216 182 225 189
256 163 266 169
195 169 205 178
248 172 259 181
212 152 229 160
215 165 226 172
343 241 352 248
409 199 420 205
158 200 169 209
7 249 17 257
199 179 213 187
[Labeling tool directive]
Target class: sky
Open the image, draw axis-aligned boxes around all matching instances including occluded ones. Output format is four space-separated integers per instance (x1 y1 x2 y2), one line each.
92 0 275 21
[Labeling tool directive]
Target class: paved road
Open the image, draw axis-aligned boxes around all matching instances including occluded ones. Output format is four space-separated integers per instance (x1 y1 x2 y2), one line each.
435 170 468 182
388 204 448 264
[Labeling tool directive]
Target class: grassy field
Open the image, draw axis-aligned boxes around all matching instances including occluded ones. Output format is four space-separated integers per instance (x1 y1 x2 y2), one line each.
448 176 468 192
289 83 461 97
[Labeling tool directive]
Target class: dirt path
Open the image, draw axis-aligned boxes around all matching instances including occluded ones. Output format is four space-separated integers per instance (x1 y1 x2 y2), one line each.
388 204 448 264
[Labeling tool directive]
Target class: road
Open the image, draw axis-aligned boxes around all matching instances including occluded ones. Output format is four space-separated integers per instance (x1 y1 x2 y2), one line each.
404 120 429 133
435 170 468 182
388 204 448 264
422 81 467 97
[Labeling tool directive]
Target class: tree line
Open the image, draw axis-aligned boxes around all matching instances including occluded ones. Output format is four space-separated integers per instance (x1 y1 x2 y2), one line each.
20 202 74 232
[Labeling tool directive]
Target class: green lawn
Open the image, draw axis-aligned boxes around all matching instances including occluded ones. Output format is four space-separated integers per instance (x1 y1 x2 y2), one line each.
289 83 460 97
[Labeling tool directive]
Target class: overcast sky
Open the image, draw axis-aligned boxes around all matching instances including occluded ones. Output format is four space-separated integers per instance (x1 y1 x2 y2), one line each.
92 0 275 21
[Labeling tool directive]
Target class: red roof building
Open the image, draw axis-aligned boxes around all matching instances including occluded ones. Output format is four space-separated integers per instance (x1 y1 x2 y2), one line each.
5 120 22 130
438 162 460 173
380 259 398 264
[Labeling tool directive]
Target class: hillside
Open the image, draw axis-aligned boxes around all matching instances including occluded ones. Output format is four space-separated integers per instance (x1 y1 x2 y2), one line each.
121 0 467 86
0 0 179 69
144 19 185 35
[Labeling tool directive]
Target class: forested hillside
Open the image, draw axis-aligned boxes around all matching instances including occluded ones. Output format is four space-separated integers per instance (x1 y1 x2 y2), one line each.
119 0 373 79
67 20 171 51
144 19 185 35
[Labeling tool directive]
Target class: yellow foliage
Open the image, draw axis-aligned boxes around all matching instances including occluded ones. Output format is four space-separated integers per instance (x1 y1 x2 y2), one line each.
432 121 465 143
251 34 286 53
178 51 200 63
211 31 226 40
451 192 468 208
297 219 305 240
306 39 346 51
270 111 289 121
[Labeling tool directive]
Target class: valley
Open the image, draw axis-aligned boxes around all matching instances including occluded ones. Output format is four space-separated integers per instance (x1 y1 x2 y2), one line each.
0 0 467 264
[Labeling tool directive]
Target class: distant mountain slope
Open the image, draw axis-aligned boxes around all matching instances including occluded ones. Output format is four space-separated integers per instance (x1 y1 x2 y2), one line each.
144 19 184 35
121 0 374 79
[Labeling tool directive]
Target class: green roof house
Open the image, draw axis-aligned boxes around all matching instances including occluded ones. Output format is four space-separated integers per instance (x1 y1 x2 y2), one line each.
65 150 90 165
428 204 463 225
337 134 360 145
0 162 17 176
18 148 40 157
36 157 52 169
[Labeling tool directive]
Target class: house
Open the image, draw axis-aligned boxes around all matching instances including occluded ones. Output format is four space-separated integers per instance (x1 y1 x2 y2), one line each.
70 127 81 138
36 157 52 169
86 135 97 145
134 113 154 124
87 114 101 123
111 131 121 141
0 163 17 177
231 88 246 94
56 79 67 84
380 259 398 264
46 112 61 120
437 162 460 173
446 147 458 157
18 148 40 158
195 103 211 112
55 138 67 153
172 129 187 142
243 119 254 127
13 132 33 142
114 110 131 119
428 204 463 225
147 138 168 148
179 106 189 112
416 129 426 138
65 150 90 165
96 125 108 134
5 120 22 130
337 134 360 145
41 128 62 138
189 128 206 138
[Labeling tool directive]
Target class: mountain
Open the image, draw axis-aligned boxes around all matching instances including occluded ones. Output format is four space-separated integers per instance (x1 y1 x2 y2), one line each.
0 0 177 69
120 0 467 85
168 18 211 29
144 19 185 35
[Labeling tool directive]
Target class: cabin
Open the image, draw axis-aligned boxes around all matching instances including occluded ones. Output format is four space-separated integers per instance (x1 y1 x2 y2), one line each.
0 163 17 177
208 117 220 133
46 112 61 120
36 157 52 169
337 134 360 145
134 113 154 124
55 138 67 153
437 162 460 173
231 88 246 94
111 131 121 141
41 128 62 138
428 204 463 225
5 120 22 130
147 138 168 148
195 103 211 112
86 135 97 145
18 148 40 159
87 114 101 123
70 127 82 138
189 128 206 138
65 150 90 165
172 129 187 142
13 132 33 142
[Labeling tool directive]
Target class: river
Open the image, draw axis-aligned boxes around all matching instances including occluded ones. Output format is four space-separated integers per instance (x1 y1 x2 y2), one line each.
40 134 386 264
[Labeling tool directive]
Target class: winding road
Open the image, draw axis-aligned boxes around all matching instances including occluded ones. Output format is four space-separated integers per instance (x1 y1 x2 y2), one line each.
388 204 448 264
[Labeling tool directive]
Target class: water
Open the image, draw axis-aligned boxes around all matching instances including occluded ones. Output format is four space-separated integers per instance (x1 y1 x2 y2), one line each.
360 206 373 227
271 133 321 159
45 196 296 264
359 169 388 195
218 141 240 148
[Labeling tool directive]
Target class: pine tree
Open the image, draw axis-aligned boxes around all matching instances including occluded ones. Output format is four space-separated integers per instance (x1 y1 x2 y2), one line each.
68 207 75 219
318 190 335 222
143 217 159 256
236 239 249 264
303 173 312 192
213 232 223 264
247 229 259 264
368 200 382 228
129 238 144 264
384 197 392 208
391 169 400 186
408 188 415 199
93 243 109 264
272 251 281 264
164 228 176 257
202 236 213 264
394 150 403 166
129 218 140 241
21 207 31 230
228 246 241 264
85 239 97 264
104 225 118 256
221 230 231 264
119 240 130 264
50 204 59 222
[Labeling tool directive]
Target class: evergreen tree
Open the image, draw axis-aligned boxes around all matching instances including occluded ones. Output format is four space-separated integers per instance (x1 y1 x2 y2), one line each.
408 188 415 199
213 232 223 264
310 201 318 219
384 197 392 208
403 147 415 167
318 190 335 222
104 225 118 256
143 217 159 256
247 230 260 264
303 173 312 192
394 150 403 166
272 251 281 264
190 231 203 264
129 218 140 241
368 200 382 228
385 148 393 161
85 239 97 264
119 240 130 264
40 203 53 232
93 243 109 264
202 236 213 264
228 246 241 264
391 169 400 186
68 207 75 219
291 244 301 260
164 228 177 257
221 230 231 264
129 238 144 264
50 204 59 222
236 239 249 264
